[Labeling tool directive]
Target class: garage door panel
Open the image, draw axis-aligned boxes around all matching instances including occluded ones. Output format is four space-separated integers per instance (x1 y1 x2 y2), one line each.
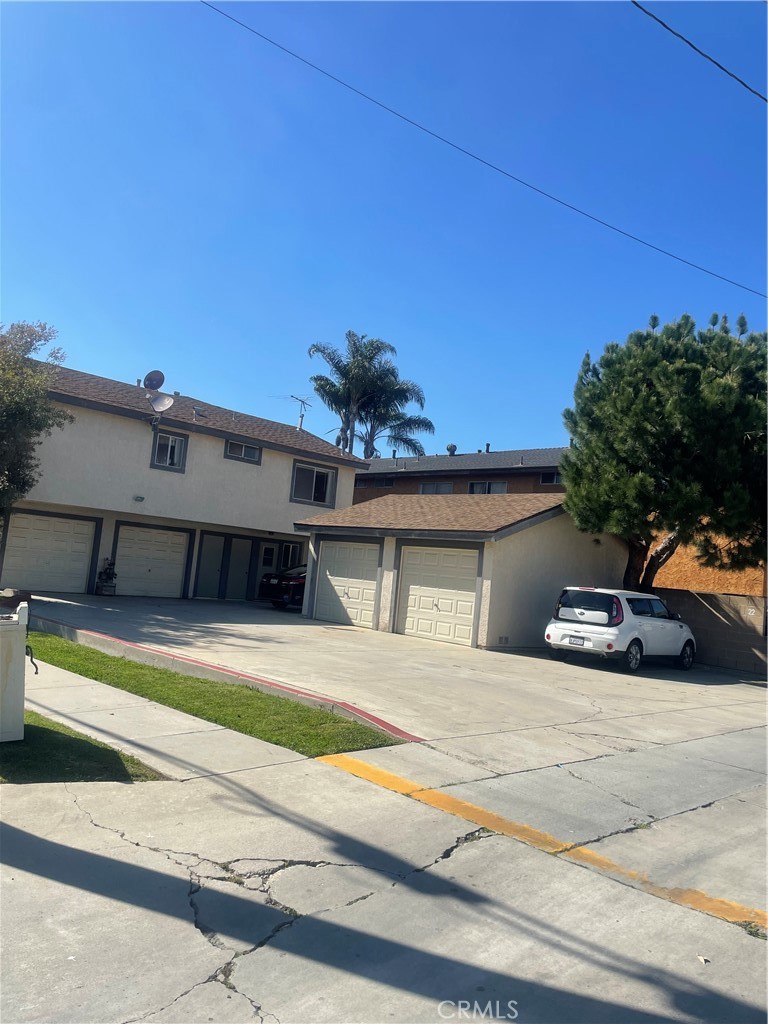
115 526 188 598
1 514 95 593
396 546 478 647
315 542 379 628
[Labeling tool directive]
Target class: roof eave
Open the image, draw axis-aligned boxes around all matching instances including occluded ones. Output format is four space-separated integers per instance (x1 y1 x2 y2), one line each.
294 522 497 541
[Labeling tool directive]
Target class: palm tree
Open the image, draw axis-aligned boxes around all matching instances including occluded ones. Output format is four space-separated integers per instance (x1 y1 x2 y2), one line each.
308 331 397 456
355 371 435 459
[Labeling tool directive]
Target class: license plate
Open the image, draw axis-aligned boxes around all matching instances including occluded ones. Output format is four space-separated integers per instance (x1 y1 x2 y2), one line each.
568 637 585 646
269 578 278 584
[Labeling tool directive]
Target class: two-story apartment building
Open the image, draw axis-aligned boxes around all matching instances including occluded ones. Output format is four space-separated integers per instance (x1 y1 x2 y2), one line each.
352 447 569 503
0 365 364 599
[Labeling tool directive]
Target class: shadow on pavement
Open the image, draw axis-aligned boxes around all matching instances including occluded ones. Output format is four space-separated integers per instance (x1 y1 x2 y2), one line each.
2 820 762 1024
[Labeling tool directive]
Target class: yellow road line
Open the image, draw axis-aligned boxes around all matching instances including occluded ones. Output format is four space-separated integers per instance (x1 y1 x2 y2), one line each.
318 752 767 930
413 789 569 854
318 754 425 795
318 754 570 853
563 847 768 928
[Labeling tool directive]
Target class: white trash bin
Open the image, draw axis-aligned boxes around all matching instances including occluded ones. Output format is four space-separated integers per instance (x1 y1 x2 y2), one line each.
0 602 29 742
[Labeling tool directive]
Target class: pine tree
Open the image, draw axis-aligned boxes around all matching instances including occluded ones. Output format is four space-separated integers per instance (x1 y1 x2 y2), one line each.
561 315 766 590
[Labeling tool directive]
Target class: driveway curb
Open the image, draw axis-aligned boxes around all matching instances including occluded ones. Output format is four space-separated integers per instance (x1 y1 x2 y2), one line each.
30 615 424 743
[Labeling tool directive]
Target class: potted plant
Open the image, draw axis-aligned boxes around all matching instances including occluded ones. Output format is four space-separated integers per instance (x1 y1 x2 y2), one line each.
95 558 117 596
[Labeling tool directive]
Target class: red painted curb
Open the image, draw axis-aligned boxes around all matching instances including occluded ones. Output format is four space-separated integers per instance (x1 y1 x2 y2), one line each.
33 615 424 743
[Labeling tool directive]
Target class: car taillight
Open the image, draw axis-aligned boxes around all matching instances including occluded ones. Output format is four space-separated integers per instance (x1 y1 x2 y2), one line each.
609 597 624 626
546 632 551 640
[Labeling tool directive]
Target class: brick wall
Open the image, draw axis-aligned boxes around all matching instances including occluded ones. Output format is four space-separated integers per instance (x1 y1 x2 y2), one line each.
656 588 766 677
353 474 565 504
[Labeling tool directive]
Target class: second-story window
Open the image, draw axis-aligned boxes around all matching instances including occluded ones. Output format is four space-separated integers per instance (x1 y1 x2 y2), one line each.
420 481 453 494
291 462 336 506
152 431 187 473
468 481 506 494
540 472 563 485
224 440 261 464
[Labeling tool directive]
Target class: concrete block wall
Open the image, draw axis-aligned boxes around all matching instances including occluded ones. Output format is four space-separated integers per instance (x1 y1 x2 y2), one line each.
657 588 766 677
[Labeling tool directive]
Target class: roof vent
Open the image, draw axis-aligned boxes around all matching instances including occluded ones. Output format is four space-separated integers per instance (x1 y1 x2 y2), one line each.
392 449 397 459
173 391 180 396
485 443 491 453
446 444 457 456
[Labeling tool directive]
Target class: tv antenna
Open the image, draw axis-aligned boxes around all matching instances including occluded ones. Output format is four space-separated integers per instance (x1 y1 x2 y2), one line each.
290 395 312 430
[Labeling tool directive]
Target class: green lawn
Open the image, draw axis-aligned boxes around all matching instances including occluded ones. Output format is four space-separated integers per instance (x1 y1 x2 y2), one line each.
27 631 399 757
0 711 163 784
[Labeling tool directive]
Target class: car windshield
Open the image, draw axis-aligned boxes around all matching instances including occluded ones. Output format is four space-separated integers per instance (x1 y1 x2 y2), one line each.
555 589 614 618
284 565 307 577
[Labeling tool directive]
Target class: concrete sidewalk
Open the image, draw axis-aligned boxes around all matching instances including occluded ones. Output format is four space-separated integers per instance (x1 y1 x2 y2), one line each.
22 656 768 927
24 660 306 781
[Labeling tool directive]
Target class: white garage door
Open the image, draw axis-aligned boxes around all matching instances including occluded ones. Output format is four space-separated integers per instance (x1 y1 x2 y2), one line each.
115 526 188 598
315 541 379 627
396 547 478 646
1 513 94 593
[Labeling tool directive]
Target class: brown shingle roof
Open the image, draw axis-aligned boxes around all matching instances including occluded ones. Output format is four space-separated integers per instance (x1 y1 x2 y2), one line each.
296 493 564 536
47 364 365 466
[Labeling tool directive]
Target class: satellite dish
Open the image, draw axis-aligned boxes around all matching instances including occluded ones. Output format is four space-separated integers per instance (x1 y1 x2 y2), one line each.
143 370 165 391
148 394 174 414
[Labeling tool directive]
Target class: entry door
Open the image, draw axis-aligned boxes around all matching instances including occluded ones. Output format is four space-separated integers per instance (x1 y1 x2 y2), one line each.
256 544 277 596
196 534 225 599
226 538 253 600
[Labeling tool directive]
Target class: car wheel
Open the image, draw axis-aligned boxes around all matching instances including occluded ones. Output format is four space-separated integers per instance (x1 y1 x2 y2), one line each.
622 639 643 673
548 649 568 662
677 641 695 671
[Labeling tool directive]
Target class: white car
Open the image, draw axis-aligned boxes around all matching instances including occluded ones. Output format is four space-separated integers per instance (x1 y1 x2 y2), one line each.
544 587 696 673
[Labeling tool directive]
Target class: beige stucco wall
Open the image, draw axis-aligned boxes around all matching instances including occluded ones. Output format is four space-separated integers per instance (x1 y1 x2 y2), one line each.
484 512 627 649
27 404 356 535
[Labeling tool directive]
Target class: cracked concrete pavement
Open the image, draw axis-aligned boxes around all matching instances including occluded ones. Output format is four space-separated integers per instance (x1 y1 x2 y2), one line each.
3 753 766 1024
3 597 766 1022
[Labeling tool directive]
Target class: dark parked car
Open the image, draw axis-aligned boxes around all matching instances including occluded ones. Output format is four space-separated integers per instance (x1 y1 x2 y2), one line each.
260 564 307 609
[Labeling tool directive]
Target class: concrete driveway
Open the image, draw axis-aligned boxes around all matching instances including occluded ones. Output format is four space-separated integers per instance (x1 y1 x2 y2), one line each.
31 594 764 746
4 595 767 1023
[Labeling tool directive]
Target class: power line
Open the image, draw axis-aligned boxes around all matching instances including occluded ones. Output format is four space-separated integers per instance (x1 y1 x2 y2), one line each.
200 1 767 299
631 1 767 103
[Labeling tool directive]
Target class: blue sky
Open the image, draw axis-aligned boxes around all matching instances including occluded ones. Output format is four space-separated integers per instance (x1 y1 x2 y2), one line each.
2 1 765 457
